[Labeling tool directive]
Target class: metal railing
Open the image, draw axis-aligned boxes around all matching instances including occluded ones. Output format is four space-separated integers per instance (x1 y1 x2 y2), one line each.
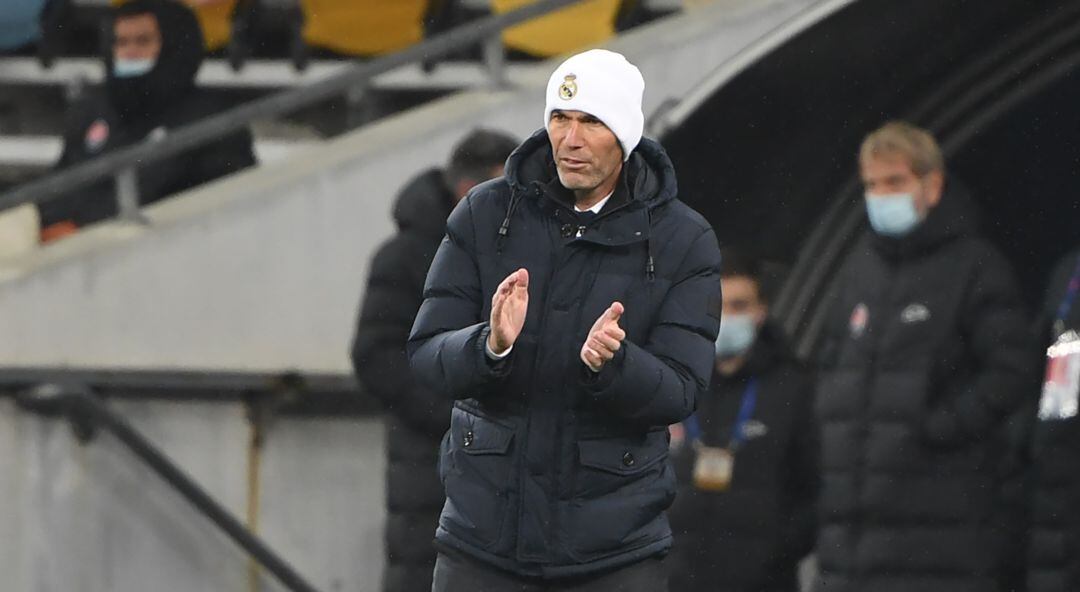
12 378 349 592
4 368 372 592
0 0 584 219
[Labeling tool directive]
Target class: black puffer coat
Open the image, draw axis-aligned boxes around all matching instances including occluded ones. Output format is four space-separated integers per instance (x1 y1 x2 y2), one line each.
668 322 818 592
814 184 1035 592
407 130 722 578
1027 248 1080 592
351 169 454 592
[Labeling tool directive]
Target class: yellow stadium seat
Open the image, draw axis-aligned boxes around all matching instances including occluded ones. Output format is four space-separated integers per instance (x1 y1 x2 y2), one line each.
189 0 237 52
111 0 235 52
300 0 428 57
493 0 620 58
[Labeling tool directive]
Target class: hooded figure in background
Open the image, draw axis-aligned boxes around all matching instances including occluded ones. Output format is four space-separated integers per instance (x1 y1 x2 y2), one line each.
350 128 519 592
40 0 255 240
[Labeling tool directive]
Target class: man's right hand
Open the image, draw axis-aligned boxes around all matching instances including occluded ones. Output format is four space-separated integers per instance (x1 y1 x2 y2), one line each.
488 268 529 355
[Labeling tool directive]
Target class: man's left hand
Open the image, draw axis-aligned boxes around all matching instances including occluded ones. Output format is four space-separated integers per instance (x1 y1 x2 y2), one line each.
581 302 626 372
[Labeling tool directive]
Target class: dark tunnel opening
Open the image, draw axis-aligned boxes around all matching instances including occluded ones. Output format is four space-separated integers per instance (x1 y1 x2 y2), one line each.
951 64 1080 300
659 0 1080 334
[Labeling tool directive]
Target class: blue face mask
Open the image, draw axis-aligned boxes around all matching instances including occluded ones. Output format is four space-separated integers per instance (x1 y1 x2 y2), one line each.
113 58 156 79
715 313 757 358
865 192 921 237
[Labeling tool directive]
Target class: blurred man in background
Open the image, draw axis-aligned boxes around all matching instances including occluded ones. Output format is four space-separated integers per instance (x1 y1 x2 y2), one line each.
1026 246 1080 592
350 128 518 592
668 247 817 592
815 121 1033 592
39 0 255 241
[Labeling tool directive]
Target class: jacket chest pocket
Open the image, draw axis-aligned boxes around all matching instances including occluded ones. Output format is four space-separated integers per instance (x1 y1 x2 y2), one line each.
441 405 516 552
571 430 669 499
560 429 675 562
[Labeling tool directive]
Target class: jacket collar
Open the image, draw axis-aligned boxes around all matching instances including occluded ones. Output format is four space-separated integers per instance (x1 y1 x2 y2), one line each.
505 128 678 212
539 171 650 247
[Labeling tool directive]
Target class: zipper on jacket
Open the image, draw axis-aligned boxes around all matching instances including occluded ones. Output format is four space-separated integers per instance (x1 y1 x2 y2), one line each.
852 263 894 584
514 189 562 563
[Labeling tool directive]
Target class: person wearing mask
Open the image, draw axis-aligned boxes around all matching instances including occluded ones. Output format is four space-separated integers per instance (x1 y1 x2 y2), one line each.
350 128 519 592
814 121 1034 592
1027 246 1080 592
39 0 255 241
667 248 817 592
408 49 722 591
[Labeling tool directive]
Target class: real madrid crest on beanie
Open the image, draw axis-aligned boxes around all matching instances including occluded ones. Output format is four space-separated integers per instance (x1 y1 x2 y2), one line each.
544 49 645 161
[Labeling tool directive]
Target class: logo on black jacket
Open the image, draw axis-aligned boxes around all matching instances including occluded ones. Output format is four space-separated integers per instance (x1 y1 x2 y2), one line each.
900 303 931 324
741 420 768 440
85 119 110 153
849 303 869 338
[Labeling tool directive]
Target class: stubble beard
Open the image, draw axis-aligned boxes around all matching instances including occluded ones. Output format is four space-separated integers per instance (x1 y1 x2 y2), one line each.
555 165 599 193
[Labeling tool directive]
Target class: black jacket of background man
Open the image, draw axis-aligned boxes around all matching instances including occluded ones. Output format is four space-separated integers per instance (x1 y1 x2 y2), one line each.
351 169 455 592
814 182 1035 592
407 129 722 578
668 322 817 592
39 0 255 229
1027 247 1080 592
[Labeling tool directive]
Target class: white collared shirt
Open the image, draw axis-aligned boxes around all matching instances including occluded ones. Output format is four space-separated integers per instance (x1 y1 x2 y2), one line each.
575 191 614 214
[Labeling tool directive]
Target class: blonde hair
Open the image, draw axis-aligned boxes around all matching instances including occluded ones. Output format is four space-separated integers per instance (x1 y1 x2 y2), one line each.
859 121 944 176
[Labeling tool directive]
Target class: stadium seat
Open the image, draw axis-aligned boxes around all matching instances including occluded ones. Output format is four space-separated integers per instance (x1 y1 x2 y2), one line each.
188 0 237 51
0 0 47 52
493 0 620 58
299 0 429 57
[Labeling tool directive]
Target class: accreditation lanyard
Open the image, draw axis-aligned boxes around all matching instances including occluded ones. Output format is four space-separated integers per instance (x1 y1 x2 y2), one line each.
1053 255 1080 338
684 378 759 450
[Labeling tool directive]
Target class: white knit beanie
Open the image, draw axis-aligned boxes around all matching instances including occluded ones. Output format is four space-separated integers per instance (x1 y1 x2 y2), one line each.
544 49 645 161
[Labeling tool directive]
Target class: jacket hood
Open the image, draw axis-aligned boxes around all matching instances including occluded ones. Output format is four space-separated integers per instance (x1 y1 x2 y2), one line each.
504 128 678 210
392 168 455 240
870 178 983 261
106 0 205 121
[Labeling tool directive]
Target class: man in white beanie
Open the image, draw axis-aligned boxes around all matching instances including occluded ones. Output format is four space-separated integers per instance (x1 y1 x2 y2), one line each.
409 49 722 591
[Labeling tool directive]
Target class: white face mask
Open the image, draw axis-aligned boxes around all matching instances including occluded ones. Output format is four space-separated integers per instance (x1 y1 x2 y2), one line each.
865 192 921 237
113 57 156 78
715 313 757 358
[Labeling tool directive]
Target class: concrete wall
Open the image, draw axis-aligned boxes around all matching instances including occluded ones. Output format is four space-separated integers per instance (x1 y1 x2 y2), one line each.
0 397 386 592
0 0 825 373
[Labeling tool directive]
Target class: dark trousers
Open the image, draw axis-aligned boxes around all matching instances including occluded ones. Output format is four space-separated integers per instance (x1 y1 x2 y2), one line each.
431 548 668 592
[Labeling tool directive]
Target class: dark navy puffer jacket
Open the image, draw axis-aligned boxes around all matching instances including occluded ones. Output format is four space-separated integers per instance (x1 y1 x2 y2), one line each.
407 129 722 578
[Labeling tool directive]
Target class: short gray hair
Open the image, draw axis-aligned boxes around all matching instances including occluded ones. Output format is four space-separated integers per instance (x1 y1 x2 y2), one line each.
859 121 944 176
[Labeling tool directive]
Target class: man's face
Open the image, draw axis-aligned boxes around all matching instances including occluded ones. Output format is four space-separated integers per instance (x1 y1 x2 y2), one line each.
547 110 623 194
720 276 767 328
860 153 944 220
113 13 163 62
